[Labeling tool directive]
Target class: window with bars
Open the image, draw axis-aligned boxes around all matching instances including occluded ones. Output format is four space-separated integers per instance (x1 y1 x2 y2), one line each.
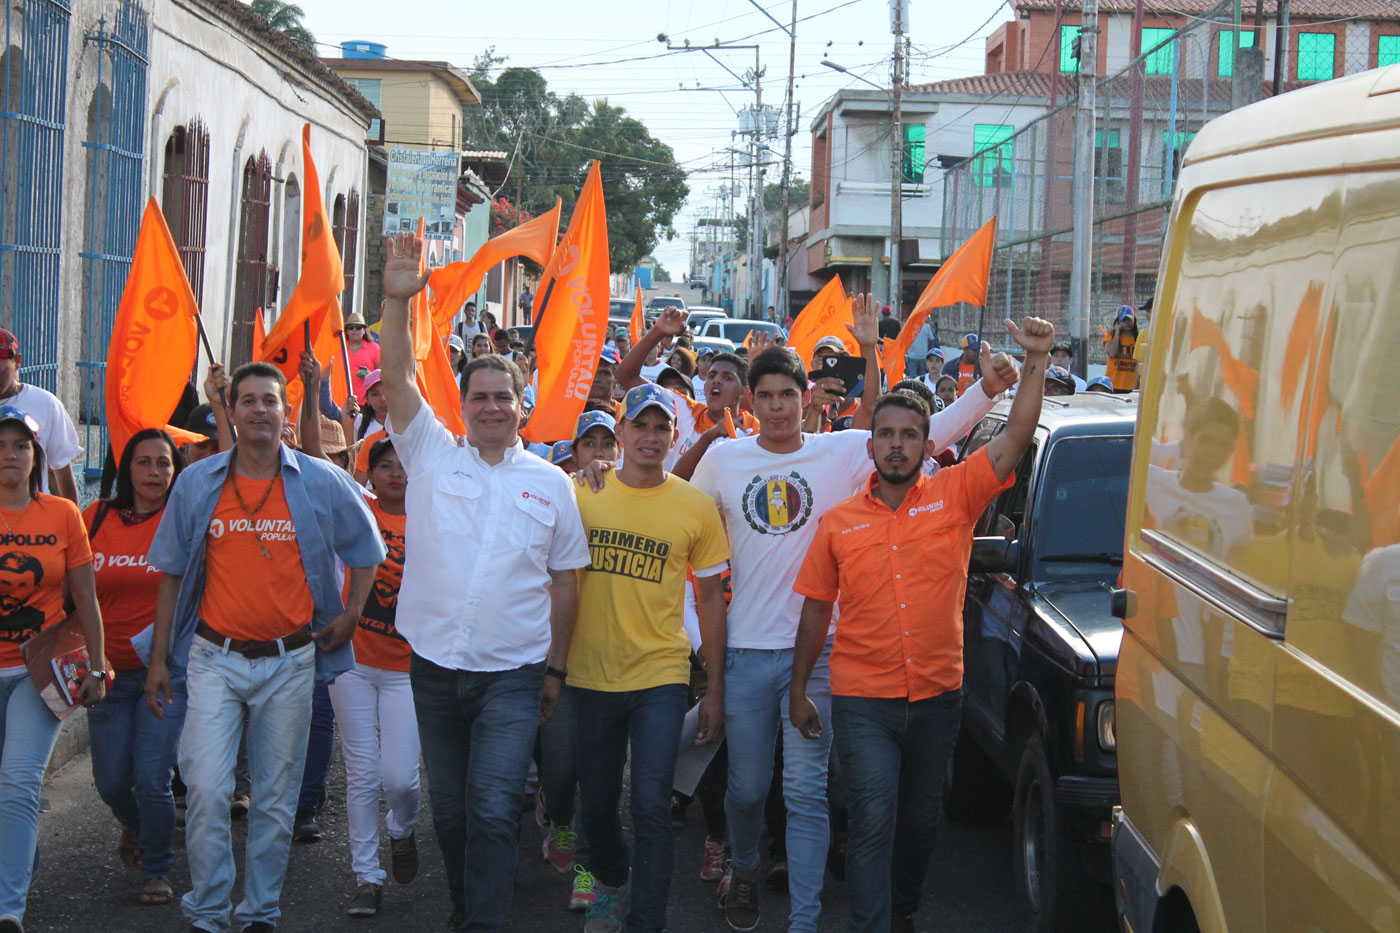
1298 32 1335 81
1060 25 1082 73
1217 29 1256 78
230 152 272 369
1378 35 1400 68
336 188 361 316
161 119 210 304
902 124 925 185
972 124 1014 189
1142 27 1176 75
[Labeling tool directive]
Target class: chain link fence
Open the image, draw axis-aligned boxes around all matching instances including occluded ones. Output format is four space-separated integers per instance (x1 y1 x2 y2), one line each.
938 3 1381 361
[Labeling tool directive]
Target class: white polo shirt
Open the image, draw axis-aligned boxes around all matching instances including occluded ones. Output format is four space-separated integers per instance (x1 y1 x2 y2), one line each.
389 404 590 671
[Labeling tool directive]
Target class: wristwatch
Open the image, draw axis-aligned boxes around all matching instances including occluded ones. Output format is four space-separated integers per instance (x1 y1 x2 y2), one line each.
545 665 568 681
88 669 111 687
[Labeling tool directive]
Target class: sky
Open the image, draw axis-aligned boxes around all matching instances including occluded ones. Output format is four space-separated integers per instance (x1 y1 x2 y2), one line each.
298 0 1014 277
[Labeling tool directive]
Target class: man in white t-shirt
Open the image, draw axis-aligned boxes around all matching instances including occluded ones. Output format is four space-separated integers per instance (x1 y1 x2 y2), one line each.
0 328 80 500
689 297 1018 932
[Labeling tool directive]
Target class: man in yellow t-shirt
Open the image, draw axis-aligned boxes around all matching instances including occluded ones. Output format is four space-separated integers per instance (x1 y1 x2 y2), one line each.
569 383 730 931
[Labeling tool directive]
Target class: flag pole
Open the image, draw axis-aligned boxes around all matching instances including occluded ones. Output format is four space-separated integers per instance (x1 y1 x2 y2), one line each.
193 314 235 444
523 279 556 356
338 329 353 401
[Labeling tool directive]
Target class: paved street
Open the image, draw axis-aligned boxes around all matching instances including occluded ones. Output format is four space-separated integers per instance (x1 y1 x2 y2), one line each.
27 736 1116 932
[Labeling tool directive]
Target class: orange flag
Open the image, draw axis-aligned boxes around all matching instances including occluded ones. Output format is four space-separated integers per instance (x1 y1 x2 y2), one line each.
521 161 610 444
410 219 467 435
260 124 344 394
428 199 562 329
1279 282 1323 409
882 217 998 385
787 275 854 366
629 285 644 344
251 308 267 362
105 198 206 459
1189 305 1259 420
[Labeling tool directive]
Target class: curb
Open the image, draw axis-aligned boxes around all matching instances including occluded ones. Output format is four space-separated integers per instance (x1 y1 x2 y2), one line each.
47 707 89 775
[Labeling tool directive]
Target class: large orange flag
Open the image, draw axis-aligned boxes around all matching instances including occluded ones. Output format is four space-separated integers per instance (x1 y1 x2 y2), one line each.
1189 305 1259 420
521 161 610 444
882 217 998 385
629 285 643 344
787 275 853 366
105 198 206 459
428 200 561 329
409 219 467 434
251 308 267 362
260 124 344 400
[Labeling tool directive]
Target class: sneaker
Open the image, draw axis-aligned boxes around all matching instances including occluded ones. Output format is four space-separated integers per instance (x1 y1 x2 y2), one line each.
230 794 251 820
391 832 419 884
569 865 599 913
0 914 22 933
346 883 382 917
716 861 732 907
583 881 629 933
534 788 549 829
543 824 577 872
700 836 726 882
765 858 789 891
723 868 760 931
293 811 321 843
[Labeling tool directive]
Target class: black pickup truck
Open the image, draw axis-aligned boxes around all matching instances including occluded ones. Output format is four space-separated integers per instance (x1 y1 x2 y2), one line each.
943 393 1136 932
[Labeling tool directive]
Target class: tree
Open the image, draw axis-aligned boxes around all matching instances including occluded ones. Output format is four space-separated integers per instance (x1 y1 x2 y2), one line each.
764 177 809 213
652 260 671 283
248 0 316 53
463 55 688 273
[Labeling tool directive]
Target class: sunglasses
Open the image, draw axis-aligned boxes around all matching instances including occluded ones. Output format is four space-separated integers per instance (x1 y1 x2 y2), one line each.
346 325 366 332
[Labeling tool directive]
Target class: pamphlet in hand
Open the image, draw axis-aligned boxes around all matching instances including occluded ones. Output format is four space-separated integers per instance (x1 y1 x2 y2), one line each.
20 616 111 720
50 646 92 706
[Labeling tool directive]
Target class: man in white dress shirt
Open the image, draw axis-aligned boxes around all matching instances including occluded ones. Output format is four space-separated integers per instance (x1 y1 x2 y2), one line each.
378 232 591 932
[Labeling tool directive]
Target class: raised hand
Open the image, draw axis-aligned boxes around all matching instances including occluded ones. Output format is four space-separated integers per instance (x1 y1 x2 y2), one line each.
298 350 322 388
1006 316 1055 355
847 292 880 347
382 232 431 301
750 329 778 354
654 307 688 337
204 362 230 408
980 342 1021 397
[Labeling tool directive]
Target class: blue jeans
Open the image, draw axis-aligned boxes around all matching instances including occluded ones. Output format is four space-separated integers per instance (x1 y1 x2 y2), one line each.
724 641 833 932
833 690 964 931
0 670 63 920
88 665 187 878
410 654 543 932
574 684 687 933
179 636 316 933
297 681 334 815
537 682 591 865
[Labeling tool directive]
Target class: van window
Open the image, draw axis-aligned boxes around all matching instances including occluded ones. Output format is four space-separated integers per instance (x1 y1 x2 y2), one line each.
1147 175 1344 601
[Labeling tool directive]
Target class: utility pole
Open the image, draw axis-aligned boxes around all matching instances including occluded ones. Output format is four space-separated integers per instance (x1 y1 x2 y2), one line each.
1067 0 1098 379
749 45 764 320
777 0 797 322
889 0 906 318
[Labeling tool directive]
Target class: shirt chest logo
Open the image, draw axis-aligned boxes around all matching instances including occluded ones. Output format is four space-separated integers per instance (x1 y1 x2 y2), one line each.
908 501 944 517
741 471 813 536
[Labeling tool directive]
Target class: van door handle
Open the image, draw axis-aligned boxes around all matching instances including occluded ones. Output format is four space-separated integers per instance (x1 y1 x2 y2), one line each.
1111 588 1136 619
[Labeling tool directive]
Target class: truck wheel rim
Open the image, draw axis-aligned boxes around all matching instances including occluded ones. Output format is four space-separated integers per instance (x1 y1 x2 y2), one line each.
1022 777 1046 911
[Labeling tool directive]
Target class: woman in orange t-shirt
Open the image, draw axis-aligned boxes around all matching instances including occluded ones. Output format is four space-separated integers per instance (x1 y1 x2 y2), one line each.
0 405 104 925
327 438 420 909
83 428 184 906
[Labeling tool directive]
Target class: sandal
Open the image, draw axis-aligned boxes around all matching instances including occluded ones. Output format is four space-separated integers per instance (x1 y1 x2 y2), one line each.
139 876 173 905
118 825 140 870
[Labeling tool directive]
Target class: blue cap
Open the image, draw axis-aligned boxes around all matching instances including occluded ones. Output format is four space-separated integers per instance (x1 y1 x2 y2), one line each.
599 346 621 365
0 405 39 438
1045 366 1075 391
1116 305 1136 321
574 410 617 441
622 383 678 422
548 440 574 465
696 346 715 357
960 333 979 349
926 346 945 360
1086 376 1114 391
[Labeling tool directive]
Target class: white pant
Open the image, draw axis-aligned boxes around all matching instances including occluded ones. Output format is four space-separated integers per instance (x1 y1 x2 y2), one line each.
328 664 421 885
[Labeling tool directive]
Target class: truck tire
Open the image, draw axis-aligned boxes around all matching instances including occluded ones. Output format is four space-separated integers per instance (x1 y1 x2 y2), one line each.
1012 735 1096 932
942 729 1013 823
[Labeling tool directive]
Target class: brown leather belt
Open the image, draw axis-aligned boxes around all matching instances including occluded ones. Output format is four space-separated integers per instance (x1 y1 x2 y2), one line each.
195 620 313 659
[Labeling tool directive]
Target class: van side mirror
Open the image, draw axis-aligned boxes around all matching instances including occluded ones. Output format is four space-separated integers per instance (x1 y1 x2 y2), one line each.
971 537 1020 574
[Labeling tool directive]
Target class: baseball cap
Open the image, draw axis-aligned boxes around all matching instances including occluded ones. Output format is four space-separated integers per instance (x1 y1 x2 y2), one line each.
548 440 574 465
959 333 979 350
599 346 621 366
1116 305 1136 322
1045 366 1076 393
574 411 617 442
446 334 465 352
363 369 383 393
814 336 846 354
1086 376 1114 392
184 404 219 439
925 346 945 360
1051 341 1073 356
696 346 715 358
0 405 38 439
0 329 19 359
622 383 678 422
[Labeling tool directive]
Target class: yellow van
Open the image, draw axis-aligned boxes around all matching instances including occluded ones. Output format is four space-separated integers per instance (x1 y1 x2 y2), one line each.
1112 65 1400 932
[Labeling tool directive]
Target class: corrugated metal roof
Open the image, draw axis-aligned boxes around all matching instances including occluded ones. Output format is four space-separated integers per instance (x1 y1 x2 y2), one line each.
910 71 1075 98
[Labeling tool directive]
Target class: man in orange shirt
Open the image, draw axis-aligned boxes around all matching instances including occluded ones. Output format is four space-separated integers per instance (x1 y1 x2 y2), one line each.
790 316 1053 933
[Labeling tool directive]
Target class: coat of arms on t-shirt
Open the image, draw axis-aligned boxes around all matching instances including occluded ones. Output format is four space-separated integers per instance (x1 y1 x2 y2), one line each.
741 472 813 536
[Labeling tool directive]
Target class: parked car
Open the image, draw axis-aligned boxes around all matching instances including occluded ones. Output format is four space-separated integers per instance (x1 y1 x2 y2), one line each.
691 336 736 356
506 325 534 344
644 294 686 327
608 298 635 318
685 307 726 332
944 392 1137 932
699 319 783 345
